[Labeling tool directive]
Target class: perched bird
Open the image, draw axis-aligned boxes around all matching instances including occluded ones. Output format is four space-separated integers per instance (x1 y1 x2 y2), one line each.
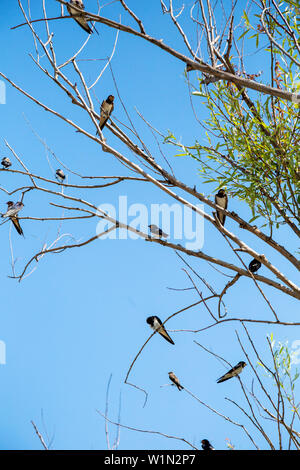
248 258 261 273
201 74 221 85
148 224 168 238
1 157 12 168
2 201 24 218
201 439 214 451
217 361 247 383
56 169 66 183
186 64 194 73
168 372 183 391
146 316 174 345
214 189 228 226
67 0 93 34
99 95 115 131
2 201 24 236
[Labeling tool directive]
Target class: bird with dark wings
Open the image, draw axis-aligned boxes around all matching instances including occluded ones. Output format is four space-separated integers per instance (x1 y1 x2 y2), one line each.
1 157 12 168
56 169 66 183
217 361 246 383
201 439 214 450
168 372 184 391
99 95 115 131
67 0 93 34
148 224 168 238
146 316 175 345
214 189 228 226
2 201 24 236
248 258 261 273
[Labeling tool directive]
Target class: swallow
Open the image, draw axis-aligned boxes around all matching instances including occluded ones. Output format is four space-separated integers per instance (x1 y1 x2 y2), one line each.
67 0 93 34
217 361 246 383
1 157 12 168
146 316 174 345
99 95 115 131
214 189 228 226
201 74 221 85
168 372 183 390
201 439 214 451
186 64 194 72
248 258 261 273
56 169 66 183
2 201 24 236
148 224 168 238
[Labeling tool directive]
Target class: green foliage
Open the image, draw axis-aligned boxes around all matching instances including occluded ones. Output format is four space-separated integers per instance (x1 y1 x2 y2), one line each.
259 334 300 416
164 1 300 230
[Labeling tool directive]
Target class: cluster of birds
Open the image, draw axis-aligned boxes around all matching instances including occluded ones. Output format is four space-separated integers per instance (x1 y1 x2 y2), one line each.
0 1 263 451
146 192 259 449
60 3 262 274
0 82 115 237
146 315 247 384
1 157 263 280
1 157 11 169
48 2 114 133
215 189 262 273
0 161 68 236
1 142 19 229
146 314 248 450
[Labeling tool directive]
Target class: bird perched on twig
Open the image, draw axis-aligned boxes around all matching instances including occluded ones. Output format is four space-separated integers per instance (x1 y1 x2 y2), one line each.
201 74 222 85
1 157 12 168
248 258 261 273
201 439 214 450
67 0 93 34
99 95 115 131
56 169 66 183
148 224 168 238
214 189 228 226
2 201 24 236
146 316 174 345
168 372 183 391
217 361 246 383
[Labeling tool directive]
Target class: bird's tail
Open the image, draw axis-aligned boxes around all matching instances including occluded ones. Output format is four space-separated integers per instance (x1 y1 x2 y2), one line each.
92 24 99 35
217 376 229 383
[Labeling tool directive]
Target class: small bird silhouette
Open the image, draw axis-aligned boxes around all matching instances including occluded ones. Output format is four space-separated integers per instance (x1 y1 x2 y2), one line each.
217 361 246 383
248 259 261 273
148 224 168 238
215 189 228 226
146 316 174 345
2 201 24 236
67 0 93 34
201 439 214 450
99 95 115 131
168 372 183 391
56 169 66 183
1 157 12 168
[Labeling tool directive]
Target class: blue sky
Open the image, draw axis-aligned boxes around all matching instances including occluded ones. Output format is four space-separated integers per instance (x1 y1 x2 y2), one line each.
0 1 299 450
